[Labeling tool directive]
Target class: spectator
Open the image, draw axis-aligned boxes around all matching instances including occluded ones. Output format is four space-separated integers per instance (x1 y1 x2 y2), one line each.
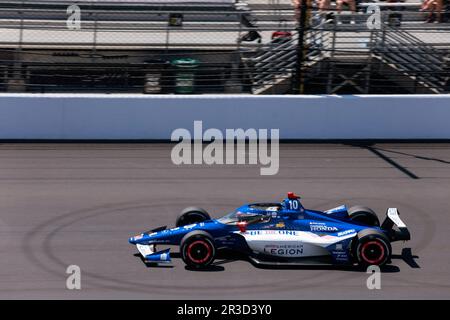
317 0 331 11
336 0 357 24
239 13 261 42
292 0 303 23
316 0 338 24
316 0 357 24
421 0 444 23
336 0 357 14
292 0 316 24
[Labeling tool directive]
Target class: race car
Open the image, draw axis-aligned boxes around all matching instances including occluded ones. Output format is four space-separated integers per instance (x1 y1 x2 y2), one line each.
129 192 410 269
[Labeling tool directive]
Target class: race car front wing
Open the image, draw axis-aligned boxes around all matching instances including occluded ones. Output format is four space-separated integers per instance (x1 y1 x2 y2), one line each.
136 243 172 264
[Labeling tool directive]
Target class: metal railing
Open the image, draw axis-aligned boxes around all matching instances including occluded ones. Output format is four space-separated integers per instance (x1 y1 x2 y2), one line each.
0 0 449 94
371 25 447 93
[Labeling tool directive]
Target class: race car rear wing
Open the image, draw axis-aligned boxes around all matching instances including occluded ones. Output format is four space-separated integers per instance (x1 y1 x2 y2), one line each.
381 208 411 242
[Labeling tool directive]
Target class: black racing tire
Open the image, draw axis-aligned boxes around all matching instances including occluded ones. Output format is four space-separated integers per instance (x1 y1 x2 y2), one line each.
353 229 391 267
176 207 211 227
348 205 380 227
180 231 216 268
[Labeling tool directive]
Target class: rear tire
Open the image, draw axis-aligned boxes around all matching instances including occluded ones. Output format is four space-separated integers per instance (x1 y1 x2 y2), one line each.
348 206 380 227
176 207 211 227
180 231 216 268
354 229 391 267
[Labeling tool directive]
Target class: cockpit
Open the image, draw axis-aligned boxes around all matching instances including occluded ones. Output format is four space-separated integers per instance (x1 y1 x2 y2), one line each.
217 211 271 225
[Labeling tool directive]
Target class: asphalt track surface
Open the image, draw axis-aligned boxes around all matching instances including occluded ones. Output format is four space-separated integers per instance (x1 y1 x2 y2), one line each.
0 143 449 299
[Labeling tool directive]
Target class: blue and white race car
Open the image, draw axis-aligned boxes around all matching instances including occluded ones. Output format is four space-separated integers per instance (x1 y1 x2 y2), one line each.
129 192 410 269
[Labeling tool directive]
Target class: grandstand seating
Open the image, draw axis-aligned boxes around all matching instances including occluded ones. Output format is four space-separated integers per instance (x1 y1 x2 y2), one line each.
0 0 448 94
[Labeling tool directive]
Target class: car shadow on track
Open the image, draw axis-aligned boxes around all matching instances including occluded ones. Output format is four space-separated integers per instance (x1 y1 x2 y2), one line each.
133 251 228 271
135 248 419 273
391 248 420 269
250 248 419 273
133 253 174 268
251 263 400 273
183 251 239 272
185 265 226 272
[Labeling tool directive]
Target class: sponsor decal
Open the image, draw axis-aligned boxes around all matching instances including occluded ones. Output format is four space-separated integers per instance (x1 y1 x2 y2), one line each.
324 205 346 214
264 244 304 256
156 239 171 244
278 230 297 235
310 225 338 232
334 254 349 261
160 252 168 261
134 234 144 240
275 222 285 228
247 230 297 236
184 224 197 230
337 229 356 237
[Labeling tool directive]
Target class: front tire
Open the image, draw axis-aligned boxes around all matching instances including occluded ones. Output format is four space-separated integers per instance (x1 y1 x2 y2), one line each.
180 231 216 268
348 205 380 227
354 229 391 267
176 207 211 227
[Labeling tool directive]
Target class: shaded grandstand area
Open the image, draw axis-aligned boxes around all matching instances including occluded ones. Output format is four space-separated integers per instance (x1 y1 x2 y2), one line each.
0 0 449 94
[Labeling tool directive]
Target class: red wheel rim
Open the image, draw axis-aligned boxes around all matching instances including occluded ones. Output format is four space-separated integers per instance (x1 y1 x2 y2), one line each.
361 240 386 265
186 240 212 264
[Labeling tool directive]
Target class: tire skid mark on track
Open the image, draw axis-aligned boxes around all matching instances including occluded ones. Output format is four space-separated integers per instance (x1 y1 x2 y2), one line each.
9 142 446 298
25 198 374 296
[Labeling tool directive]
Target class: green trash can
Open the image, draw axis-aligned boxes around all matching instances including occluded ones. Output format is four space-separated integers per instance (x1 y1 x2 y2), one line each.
171 58 199 94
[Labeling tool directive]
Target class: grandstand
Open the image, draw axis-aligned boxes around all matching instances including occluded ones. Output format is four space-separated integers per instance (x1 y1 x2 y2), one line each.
0 0 448 94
